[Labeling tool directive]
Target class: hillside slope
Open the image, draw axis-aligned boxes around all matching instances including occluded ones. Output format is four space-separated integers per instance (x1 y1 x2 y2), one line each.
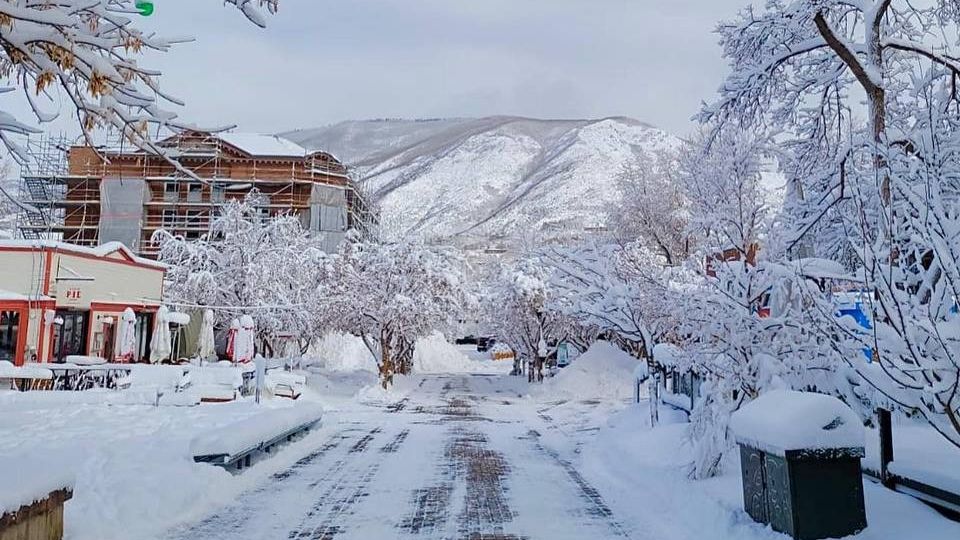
284 116 680 251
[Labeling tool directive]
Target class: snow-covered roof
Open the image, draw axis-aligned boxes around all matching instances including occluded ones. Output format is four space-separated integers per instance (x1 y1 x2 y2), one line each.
788 258 851 280
218 133 308 158
0 240 165 270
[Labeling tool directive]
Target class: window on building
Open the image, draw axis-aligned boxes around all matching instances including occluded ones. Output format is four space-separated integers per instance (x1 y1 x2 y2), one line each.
163 182 179 202
186 183 203 203
161 209 177 228
185 210 205 228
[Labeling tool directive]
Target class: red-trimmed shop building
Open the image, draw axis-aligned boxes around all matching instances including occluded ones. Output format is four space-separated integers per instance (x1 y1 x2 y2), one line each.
0 241 165 365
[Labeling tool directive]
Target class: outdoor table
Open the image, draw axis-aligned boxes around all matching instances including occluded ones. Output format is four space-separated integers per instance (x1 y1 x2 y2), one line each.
75 365 132 390
65 355 108 366
40 363 82 390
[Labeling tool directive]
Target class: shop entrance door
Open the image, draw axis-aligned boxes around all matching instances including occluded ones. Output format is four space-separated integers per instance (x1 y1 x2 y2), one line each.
53 311 89 362
0 310 21 364
101 322 116 361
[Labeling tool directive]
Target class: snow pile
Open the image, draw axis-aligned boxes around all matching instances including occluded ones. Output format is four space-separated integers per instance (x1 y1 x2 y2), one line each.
190 403 323 458
0 398 280 540
730 390 864 454
0 451 74 514
356 374 422 405
307 332 377 372
413 333 484 373
538 340 638 400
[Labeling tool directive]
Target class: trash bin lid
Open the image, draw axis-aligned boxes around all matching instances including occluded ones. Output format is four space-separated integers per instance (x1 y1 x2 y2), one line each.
730 390 864 456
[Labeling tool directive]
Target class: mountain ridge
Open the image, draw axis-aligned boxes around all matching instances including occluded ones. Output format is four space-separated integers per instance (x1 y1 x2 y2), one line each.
284 116 680 251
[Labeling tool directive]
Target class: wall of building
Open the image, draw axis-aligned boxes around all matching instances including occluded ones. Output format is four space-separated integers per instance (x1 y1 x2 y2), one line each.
0 250 48 296
47 251 164 310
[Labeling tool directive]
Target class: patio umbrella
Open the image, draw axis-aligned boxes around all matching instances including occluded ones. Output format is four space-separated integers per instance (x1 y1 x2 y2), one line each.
114 308 137 363
226 318 239 363
198 309 217 362
149 306 172 364
233 315 256 364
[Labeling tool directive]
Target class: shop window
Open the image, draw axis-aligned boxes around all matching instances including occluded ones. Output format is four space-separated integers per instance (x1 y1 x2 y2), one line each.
0 311 20 364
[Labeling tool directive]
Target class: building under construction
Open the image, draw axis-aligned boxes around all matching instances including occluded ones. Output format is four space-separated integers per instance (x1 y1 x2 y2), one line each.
15 131 372 257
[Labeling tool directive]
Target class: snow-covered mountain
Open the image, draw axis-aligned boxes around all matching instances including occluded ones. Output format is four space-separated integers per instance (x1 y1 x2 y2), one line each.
284 116 680 252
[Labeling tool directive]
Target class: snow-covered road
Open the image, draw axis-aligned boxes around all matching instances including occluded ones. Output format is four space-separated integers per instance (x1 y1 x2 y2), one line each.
165 374 642 540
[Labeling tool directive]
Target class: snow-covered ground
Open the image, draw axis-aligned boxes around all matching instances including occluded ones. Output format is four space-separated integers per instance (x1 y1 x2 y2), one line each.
2 343 958 540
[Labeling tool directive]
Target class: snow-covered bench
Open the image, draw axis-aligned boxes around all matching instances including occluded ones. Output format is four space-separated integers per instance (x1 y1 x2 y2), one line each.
184 366 245 403
266 370 306 400
0 360 54 391
191 403 323 470
115 365 197 406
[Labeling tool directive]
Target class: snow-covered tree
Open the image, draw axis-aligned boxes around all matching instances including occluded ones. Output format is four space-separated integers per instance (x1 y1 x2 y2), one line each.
0 0 277 160
702 0 960 449
798 106 960 449
610 150 691 266
153 192 325 356
541 241 675 360
702 0 960 258
481 255 577 374
669 131 837 478
321 238 469 388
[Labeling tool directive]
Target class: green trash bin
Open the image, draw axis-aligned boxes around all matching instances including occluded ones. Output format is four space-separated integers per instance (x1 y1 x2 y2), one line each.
731 390 867 540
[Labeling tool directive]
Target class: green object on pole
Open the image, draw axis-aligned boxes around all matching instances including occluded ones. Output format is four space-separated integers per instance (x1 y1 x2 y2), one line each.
135 1 154 16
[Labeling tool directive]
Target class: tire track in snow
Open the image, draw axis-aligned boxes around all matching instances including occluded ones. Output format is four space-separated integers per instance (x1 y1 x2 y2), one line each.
525 429 633 538
289 425 412 539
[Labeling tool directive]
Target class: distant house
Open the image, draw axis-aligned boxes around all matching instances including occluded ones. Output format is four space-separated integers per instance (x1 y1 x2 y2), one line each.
17 130 372 258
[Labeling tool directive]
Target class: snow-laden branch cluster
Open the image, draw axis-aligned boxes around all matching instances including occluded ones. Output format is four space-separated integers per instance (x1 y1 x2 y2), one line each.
0 0 277 160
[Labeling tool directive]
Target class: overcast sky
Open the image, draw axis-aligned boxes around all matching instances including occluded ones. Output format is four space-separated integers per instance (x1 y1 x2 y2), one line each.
18 1 754 139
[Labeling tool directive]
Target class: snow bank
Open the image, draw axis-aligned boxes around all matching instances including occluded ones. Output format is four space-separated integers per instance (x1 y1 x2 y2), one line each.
0 398 276 540
413 333 484 373
538 340 638 400
730 390 864 455
190 403 323 458
307 332 377 372
0 451 74 514
579 400 960 540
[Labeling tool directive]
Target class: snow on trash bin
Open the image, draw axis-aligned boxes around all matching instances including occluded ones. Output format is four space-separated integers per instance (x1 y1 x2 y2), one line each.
730 390 867 540
730 389 864 455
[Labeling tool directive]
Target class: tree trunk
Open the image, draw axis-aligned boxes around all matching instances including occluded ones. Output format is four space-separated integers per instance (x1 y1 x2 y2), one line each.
379 332 394 390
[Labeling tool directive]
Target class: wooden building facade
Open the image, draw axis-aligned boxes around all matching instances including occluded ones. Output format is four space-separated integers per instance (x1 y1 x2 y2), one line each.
19 131 369 258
